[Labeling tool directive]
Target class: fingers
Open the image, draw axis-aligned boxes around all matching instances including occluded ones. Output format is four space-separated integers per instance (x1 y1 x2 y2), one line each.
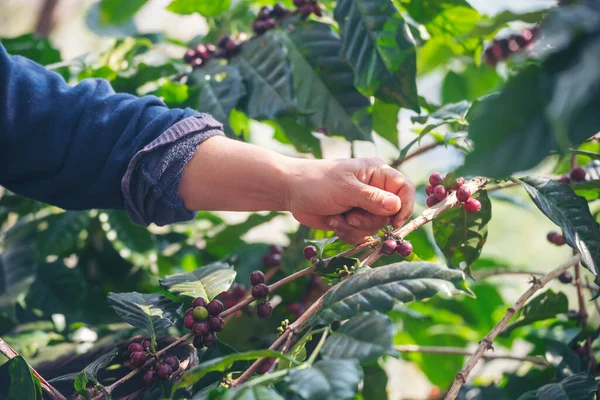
354 182 402 216
343 209 389 233
292 212 330 231
327 215 377 244
366 164 415 228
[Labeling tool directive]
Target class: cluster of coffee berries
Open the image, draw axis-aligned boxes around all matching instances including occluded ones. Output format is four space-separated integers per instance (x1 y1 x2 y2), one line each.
558 271 573 284
381 239 413 257
219 283 247 310
294 0 322 19
183 43 217 69
483 27 539 66
547 231 566 246
184 297 224 349
141 355 179 386
558 166 587 184
253 4 290 35
250 270 272 318
303 245 318 262
263 244 284 268
127 340 151 368
425 172 481 213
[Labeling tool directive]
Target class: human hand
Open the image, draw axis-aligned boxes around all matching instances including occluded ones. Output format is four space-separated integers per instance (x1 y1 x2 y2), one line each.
285 158 415 244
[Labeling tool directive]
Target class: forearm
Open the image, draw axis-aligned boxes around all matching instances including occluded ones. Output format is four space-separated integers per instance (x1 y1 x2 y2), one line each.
179 136 300 212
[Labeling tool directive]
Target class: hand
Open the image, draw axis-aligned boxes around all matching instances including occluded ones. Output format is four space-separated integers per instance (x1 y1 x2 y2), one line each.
286 158 415 244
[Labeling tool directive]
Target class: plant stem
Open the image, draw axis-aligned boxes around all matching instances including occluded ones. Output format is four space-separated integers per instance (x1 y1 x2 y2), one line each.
390 142 442 168
0 337 66 400
445 254 581 400
396 345 551 367
472 269 545 279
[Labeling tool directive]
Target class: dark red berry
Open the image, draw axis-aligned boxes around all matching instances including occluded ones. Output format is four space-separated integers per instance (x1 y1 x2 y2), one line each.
303 245 318 260
206 300 224 316
522 28 536 42
298 4 313 18
425 184 434 196
264 19 276 31
497 38 510 57
558 271 573 284
433 185 447 201
194 44 209 59
258 6 273 20
142 339 151 351
570 167 586 182
225 39 239 54
429 172 444 187
217 36 231 49
203 332 217 347
558 175 571 184
232 285 246 299
183 314 195 330
463 198 481 213
164 356 179 372
484 47 497 66
396 241 413 257
253 20 267 35
456 186 471 202
381 240 397 255
209 316 225 332
193 335 204 349
514 35 527 48
142 369 156 386
191 57 202 68
426 195 439 208
156 363 172 380
272 4 286 17
508 37 521 52
206 44 216 54
547 231 566 246
193 321 210 336
128 342 144 354
183 49 195 63
451 177 466 190
313 4 322 17
257 301 272 318
269 245 284 255
262 253 282 268
130 351 146 368
250 270 265 286
185 307 193 315
252 283 269 299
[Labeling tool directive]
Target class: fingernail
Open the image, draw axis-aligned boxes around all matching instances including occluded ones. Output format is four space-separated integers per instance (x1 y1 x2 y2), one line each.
347 218 360 227
329 218 340 229
383 195 399 211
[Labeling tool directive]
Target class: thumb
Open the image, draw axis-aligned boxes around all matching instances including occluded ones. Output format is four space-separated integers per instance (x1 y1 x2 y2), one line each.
354 183 401 216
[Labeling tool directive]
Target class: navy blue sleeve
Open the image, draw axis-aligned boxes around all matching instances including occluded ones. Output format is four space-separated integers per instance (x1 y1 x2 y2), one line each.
0 42 221 216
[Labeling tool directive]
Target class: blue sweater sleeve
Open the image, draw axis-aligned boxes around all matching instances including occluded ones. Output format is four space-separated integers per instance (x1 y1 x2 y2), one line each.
0 42 221 215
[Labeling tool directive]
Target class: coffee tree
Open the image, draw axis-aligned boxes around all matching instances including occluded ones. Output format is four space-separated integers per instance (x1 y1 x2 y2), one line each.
1 0 600 399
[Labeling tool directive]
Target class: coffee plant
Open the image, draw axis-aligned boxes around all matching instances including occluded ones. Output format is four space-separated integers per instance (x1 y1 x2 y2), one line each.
1 0 600 399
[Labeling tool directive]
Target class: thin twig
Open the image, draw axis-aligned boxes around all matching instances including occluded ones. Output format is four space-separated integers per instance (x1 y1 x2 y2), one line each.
486 181 520 192
445 254 581 400
396 345 550 367
0 337 67 400
390 142 442 168
35 0 60 37
472 269 544 279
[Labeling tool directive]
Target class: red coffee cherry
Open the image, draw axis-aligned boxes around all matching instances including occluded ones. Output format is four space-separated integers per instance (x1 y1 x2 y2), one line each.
570 167 586 182
164 356 179 372
396 241 413 257
262 253 282 268
547 231 566 246
558 175 571 184
429 172 445 187
193 321 210 336
209 316 225 332
156 363 172 380
463 198 482 213
128 343 144 354
381 240 398 255
558 271 573 284
425 184 434 196
433 185 447 201
206 300 224 316
192 297 207 307
269 245 284 254
257 301 273 318
252 283 270 299
183 314 195 330
183 49 195 63
142 369 156 386
426 195 439 208
192 335 204 349
303 245 318 260
129 351 146 368
250 270 265 286
456 186 471 202
203 332 217 347
142 339 151 351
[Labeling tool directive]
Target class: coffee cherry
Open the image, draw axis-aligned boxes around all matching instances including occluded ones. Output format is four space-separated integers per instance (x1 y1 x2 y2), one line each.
193 321 210 336
194 44 209 59
203 332 217 347
183 49 196 63
547 231 566 246
426 195 439 208
185 307 193 316
164 356 179 372
303 245 318 260
264 19 276 31
142 339 151 351
206 44 216 55
193 297 207 307
558 271 573 284
452 177 466 189
217 36 231 49
128 342 144 354
456 186 471 202
225 39 239 54
130 351 146 368
183 314 195 330
269 245 284 255
192 335 204 349
191 58 203 69
206 300 224 316
252 283 270 299
558 175 571 184
263 253 282 268
570 167 586 182
156 363 172 380
381 240 398 255
425 184 434 196
313 4 322 17
257 301 273 318
253 20 267 35
298 4 313 18
258 6 273 20
433 185 447 201
250 270 265 286
232 285 246 299
463 198 481 213
396 241 413 257
193 306 209 321
429 172 444 187
209 316 225 332
142 369 156 386
272 4 286 17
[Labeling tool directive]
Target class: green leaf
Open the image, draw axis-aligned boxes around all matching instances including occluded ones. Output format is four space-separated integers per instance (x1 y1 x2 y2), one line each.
7 356 42 400
521 176 600 281
398 0 474 25
159 261 236 300
167 0 230 16
106 292 182 339
441 64 503 104
321 312 396 363
230 31 295 119
372 100 400 147
466 9 549 39
155 81 189 106
502 290 568 336
0 234 37 309
287 359 362 400
172 349 298 392
361 363 388 400
460 65 553 178
36 211 90 258
282 22 372 142
269 117 322 158
516 372 596 400
314 261 470 325
432 191 491 275
544 340 581 377
219 385 284 400
99 0 147 25
100 210 157 266
73 371 89 398
0 34 61 65
334 0 419 111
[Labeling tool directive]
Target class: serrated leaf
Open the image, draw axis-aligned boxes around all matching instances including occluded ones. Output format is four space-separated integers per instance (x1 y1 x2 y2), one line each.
7 356 42 400
432 191 491 275
230 31 295 119
321 312 396 363
516 372 596 400
282 22 372 142
502 290 568 336
36 211 90 258
334 0 419 110
314 261 470 325
159 261 236 300
521 176 600 281
107 292 182 339
287 359 362 400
